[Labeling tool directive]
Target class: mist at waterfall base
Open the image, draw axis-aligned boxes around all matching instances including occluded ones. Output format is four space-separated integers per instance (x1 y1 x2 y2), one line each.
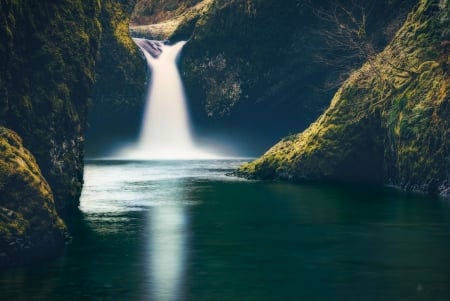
84 36 307 159
111 39 236 160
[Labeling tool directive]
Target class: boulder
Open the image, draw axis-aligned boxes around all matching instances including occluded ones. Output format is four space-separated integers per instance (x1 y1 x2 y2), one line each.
0 127 67 267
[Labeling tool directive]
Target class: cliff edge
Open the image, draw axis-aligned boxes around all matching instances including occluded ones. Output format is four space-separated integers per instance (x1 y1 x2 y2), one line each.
237 0 450 197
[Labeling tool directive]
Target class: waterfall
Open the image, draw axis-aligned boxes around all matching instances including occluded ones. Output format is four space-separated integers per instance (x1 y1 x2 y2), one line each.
117 38 215 160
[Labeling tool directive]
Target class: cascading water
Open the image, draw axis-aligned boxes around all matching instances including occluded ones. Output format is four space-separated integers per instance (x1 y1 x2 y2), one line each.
117 38 215 160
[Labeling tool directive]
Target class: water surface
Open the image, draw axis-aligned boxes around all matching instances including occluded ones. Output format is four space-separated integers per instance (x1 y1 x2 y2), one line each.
1 159 449 301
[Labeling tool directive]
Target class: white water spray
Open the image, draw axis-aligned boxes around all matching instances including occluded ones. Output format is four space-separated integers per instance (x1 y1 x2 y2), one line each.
117 38 216 160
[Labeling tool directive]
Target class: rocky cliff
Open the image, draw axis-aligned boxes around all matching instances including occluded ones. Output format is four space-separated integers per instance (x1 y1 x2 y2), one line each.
0 0 102 212
0 127 67 266
0 0 144 266
237 0 450 197
90 0 414 155
0 0 146 206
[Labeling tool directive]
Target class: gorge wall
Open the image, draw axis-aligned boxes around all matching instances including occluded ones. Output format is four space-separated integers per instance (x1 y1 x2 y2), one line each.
87 0 147 156
0 0 102 213
1 0 144 210
94 0 417 156
0 0 145 266
0 0 102 266
136 0 448 197
179 0 417 153
237 0 450 197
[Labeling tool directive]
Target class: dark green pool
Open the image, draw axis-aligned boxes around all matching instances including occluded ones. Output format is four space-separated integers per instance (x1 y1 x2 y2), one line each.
1 160 449 301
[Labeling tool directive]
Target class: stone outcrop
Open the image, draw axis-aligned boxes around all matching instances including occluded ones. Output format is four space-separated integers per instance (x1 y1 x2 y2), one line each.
0 127 67 267
0 0 102 212
237 0 450 197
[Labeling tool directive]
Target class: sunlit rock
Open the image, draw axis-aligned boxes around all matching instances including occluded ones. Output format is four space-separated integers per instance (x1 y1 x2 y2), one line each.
0 127 67 267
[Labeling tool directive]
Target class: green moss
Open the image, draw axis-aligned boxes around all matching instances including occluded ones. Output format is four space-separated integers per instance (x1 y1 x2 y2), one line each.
0 127 67 266
238 0 450 197
0 0 103 211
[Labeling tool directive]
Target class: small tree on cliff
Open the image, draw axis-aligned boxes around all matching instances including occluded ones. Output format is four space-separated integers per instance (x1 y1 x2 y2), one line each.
312 0 421 120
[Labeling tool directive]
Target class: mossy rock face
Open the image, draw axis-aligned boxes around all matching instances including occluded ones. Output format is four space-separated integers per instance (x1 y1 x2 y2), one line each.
0 0 145 208
239 0 450 198
0 0 103 212
0 127 67 267
130 0 213 40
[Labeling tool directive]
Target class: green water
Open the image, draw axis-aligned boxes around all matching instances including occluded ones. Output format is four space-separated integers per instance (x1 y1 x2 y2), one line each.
0 160 449 300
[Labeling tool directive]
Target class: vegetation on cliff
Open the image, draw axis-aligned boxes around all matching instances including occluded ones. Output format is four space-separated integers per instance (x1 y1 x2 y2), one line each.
0 0 102 211
0 127 67 267
238 0 450 197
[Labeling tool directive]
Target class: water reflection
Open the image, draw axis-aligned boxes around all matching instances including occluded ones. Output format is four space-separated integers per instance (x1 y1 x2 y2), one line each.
1 160 449 301
80 160 198 300
148 205 188 301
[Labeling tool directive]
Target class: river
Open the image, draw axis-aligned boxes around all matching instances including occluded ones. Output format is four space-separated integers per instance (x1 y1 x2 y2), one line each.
0 159 449 300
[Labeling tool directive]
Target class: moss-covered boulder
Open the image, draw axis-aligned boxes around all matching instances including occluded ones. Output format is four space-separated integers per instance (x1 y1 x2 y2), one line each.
238 0 450 197
0 127 67 267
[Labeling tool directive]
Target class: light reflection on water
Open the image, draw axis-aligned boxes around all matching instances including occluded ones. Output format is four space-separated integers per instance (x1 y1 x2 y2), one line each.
148 205 187 301
79 159 247 301
1 159 450 301
80 159 245 213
